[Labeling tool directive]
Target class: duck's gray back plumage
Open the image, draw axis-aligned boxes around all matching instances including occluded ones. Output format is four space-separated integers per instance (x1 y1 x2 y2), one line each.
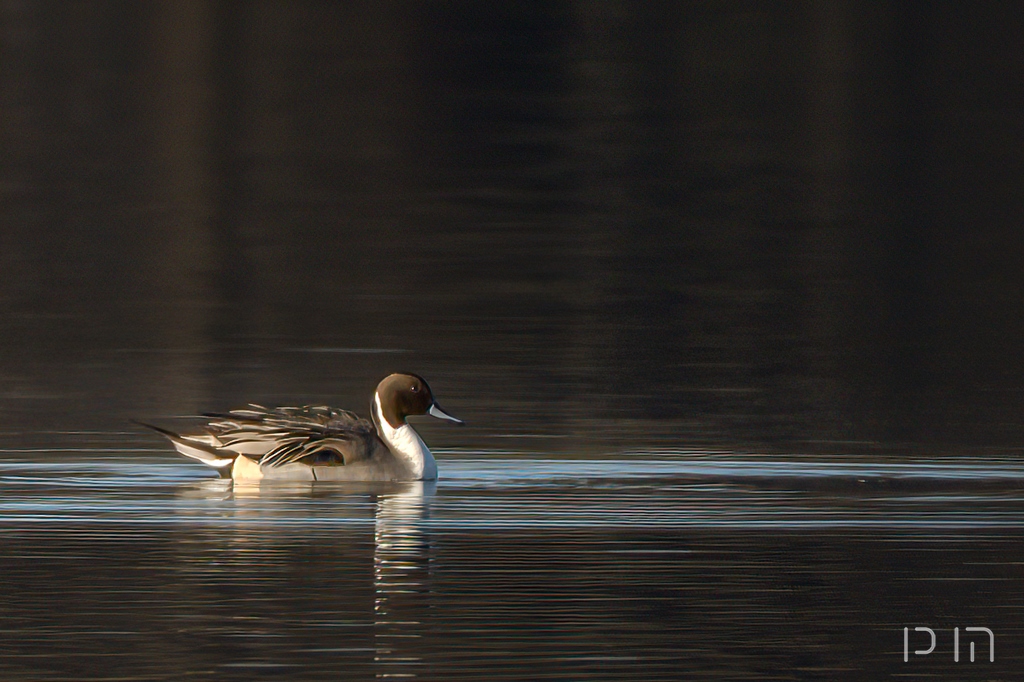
203 404 387 469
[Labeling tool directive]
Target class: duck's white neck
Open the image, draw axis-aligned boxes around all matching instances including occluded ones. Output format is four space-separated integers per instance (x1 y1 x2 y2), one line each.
374 393 438 480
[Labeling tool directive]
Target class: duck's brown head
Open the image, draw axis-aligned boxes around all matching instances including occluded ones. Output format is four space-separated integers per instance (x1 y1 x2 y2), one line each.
373 373 462 430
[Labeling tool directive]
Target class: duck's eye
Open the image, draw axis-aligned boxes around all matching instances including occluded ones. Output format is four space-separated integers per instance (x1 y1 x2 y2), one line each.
410 385 419 393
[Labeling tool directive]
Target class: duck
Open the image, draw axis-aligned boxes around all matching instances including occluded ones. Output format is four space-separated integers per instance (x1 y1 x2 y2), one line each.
139 373 462 481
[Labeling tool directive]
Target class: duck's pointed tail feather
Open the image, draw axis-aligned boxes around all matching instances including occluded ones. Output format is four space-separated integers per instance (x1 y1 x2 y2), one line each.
133 420 236 471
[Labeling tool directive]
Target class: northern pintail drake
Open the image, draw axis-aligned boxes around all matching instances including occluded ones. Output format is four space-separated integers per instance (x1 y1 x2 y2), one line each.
140 373 462 481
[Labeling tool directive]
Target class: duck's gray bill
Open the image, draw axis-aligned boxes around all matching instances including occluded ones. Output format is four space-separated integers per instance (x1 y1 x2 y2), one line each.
429 403 464 424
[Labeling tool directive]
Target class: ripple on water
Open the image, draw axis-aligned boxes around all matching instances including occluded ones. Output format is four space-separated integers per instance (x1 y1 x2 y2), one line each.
0 451 1021 530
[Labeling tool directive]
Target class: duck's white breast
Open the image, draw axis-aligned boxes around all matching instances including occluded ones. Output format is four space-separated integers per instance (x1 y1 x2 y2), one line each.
375 394 438 480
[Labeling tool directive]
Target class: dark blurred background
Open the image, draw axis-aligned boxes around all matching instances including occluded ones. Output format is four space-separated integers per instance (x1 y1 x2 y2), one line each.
1 1 1023 454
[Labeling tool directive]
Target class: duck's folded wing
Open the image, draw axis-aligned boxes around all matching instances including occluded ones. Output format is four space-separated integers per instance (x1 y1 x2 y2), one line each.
203 405 378 468
257 435 366 468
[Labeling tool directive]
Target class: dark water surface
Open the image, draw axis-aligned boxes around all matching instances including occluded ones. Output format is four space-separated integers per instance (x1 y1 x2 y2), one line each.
0 435 1021 680
3 3 1024 680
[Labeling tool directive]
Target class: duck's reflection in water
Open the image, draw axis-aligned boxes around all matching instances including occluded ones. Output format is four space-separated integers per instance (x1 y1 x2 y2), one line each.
174 477 436 677
373 481 436 679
